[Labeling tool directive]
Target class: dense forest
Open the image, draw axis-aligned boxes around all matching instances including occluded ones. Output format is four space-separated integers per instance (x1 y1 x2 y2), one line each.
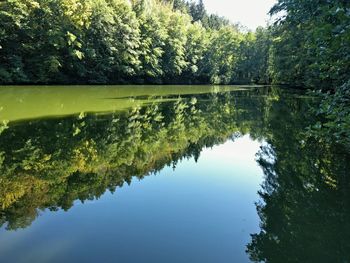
0 0 265 85
0 0 348 86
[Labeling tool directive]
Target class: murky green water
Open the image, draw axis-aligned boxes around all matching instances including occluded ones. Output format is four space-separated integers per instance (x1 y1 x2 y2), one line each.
0 85 349 263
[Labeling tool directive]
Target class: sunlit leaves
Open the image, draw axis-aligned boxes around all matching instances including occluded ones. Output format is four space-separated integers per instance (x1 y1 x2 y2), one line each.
268 0 350 88
0 0 256 84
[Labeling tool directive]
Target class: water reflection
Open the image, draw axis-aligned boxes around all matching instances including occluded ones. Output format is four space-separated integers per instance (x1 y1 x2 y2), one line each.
0 85 348 261
246 102 350 262
0 87 273 230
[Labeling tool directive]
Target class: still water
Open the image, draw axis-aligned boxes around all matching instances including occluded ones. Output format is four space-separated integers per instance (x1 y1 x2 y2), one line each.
0 85 349 262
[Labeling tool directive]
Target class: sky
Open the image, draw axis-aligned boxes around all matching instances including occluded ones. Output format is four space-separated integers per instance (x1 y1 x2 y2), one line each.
203 0 277 30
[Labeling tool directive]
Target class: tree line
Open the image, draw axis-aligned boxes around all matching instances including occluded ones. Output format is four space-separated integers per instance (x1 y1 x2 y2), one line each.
0 0 263 85
0 0 349 88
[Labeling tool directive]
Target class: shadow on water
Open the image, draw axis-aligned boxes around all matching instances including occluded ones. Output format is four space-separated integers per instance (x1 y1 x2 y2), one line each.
0 85 349 262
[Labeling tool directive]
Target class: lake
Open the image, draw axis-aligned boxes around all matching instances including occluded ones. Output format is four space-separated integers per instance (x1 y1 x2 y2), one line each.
0 85 349 262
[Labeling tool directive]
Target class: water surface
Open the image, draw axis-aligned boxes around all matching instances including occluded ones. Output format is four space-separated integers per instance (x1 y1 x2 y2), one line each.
0 85 349 262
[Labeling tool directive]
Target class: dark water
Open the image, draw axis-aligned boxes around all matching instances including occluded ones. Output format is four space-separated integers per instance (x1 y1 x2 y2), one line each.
0 86 349 263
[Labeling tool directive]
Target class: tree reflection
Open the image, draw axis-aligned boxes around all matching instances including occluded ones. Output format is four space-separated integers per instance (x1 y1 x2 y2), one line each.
2 85 339 243
0 87 276 230
247 93 350 262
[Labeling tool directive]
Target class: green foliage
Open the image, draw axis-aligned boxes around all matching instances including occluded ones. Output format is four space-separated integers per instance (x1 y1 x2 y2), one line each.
0 0 256 84
258 0 350 150
308 81 350 149
1 0 348 87
161 7 190 80
200 27 243 84
268 0 350 89
133 0 167 80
